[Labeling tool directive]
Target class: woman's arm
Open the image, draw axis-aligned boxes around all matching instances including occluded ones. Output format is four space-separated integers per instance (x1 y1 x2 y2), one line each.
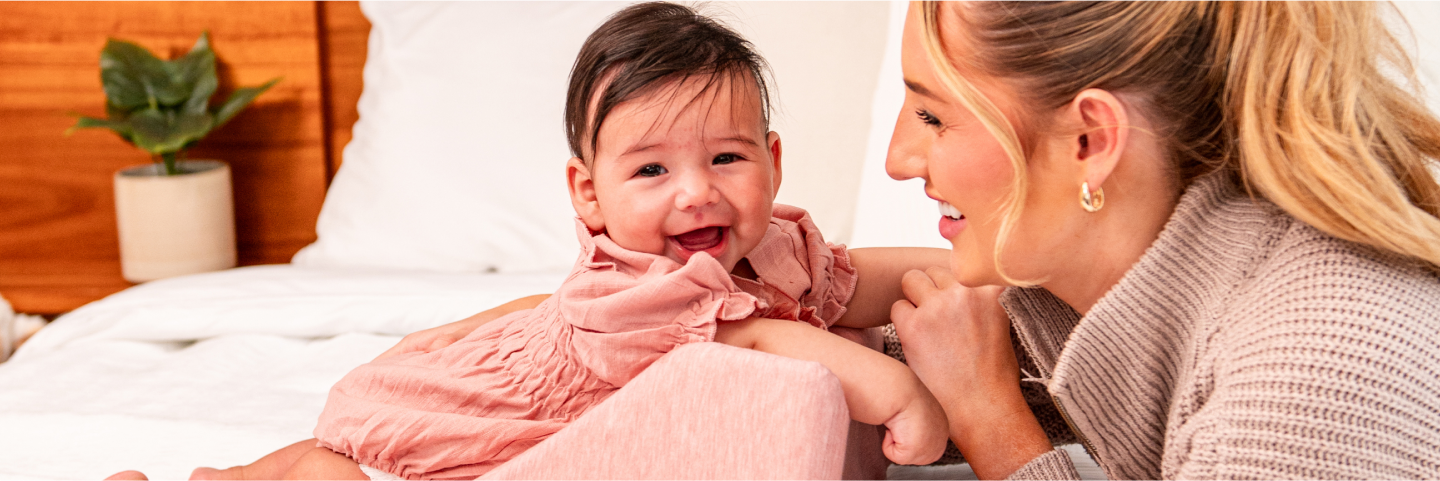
373 294 550 361
833 247 950 329
890 267 1054 479
714 317 949 466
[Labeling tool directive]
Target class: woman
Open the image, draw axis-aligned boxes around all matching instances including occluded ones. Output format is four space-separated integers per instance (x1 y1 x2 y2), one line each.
886 1 1440 479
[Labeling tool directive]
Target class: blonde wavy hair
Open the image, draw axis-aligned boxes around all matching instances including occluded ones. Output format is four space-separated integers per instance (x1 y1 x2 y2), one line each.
921 1 1440 283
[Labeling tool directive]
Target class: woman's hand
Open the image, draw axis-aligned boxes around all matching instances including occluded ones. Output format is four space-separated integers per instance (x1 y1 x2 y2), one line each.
373 294 550 362
890 267 1050 478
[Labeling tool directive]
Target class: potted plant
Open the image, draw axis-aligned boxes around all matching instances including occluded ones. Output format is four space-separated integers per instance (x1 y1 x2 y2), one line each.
68 31 278 283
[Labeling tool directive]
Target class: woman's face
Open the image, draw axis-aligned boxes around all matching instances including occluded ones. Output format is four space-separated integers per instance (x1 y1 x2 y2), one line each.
885 4 1077 287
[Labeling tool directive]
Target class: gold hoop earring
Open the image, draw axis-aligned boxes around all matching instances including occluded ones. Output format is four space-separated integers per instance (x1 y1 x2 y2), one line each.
1080 182 1105 212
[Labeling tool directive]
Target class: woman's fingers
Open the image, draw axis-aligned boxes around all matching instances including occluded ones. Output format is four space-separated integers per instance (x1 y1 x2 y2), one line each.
924 265 957 289
891 278 1013 396
899 268 939 304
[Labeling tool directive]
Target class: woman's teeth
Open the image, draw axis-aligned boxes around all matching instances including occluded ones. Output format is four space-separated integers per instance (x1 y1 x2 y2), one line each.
938 201 963 220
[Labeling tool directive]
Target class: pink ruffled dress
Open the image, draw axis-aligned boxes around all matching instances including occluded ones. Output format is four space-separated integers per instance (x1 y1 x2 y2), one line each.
313 204 857 480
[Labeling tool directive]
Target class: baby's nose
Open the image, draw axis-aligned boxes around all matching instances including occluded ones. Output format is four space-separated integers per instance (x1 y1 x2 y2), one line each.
674 172 720 210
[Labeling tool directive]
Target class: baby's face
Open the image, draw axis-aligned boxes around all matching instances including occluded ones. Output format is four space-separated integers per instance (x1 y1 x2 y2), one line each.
568 77 781 272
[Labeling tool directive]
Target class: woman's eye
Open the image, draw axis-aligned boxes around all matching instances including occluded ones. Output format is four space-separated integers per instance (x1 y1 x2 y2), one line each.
636 164 667 177
713 154 738 165
916 108 942 127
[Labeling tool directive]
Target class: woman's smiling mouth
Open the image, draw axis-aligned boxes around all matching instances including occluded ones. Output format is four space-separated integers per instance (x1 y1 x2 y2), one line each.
938 201 966 239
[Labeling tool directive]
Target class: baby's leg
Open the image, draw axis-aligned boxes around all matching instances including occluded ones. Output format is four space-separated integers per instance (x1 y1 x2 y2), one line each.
281 446 367 480
190 439 318 480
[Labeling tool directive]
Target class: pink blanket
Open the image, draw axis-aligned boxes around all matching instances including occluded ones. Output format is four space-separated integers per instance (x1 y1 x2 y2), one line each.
313 205 856 479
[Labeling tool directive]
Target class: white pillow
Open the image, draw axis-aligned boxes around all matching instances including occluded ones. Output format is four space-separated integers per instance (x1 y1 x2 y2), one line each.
293 2 627 273
294 2 892 273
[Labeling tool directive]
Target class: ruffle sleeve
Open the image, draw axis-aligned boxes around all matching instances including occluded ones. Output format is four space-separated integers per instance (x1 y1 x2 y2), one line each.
737 204 858 328
558 221 764 388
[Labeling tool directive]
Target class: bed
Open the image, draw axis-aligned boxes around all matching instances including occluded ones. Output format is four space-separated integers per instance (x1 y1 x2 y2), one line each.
17 1 1440 479
0 2 939 479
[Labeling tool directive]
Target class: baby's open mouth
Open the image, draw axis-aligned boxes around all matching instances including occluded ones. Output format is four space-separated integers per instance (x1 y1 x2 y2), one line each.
672 226 725 252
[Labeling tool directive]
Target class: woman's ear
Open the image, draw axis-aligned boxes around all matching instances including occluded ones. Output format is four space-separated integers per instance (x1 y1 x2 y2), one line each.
1070 89 1129 188
766 131 783 195
566 157 606 232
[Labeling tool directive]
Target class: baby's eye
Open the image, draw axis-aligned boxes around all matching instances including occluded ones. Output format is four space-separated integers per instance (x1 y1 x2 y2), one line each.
915 108 942 127
713 154 738 165
636 164 668 177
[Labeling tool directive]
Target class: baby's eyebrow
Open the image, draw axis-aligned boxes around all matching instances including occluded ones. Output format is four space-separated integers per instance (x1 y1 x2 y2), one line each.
711 135 760 147
623 143 661 155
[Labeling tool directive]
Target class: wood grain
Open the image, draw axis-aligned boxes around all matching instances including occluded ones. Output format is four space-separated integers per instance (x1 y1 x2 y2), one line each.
318 1 370 179
0 1 358 314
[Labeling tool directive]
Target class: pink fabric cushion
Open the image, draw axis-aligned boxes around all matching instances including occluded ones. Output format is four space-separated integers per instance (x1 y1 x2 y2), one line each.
481 342 851 479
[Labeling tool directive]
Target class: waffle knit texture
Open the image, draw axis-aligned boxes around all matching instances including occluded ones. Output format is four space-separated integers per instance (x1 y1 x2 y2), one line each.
1000 172 1440 479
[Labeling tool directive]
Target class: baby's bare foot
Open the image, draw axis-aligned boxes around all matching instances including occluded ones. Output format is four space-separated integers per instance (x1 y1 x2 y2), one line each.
189 467 246 480
104 471 148 481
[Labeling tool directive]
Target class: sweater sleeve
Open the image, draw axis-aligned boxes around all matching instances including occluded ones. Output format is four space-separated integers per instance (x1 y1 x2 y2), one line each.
1008 448 1080 480
1169 247 1440 479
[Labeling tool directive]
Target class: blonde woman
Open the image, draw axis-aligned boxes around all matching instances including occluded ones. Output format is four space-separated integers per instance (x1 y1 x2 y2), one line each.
887 1 1440 479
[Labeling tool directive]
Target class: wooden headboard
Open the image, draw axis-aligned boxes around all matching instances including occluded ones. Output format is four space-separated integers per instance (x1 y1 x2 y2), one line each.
0 1 370 315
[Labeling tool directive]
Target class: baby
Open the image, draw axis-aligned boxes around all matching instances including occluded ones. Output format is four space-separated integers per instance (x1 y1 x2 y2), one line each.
110 3 949 480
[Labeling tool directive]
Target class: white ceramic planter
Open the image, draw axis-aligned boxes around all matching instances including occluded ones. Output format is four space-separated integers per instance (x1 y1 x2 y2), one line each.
113 160 237 283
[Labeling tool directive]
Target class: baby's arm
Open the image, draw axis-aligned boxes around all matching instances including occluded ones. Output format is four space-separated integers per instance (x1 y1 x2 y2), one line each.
714 317 948 465
834 247 950 329
374 294 551 361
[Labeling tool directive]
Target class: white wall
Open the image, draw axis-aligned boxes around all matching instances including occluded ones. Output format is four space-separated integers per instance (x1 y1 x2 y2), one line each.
849 0 950 249
714 2 889 244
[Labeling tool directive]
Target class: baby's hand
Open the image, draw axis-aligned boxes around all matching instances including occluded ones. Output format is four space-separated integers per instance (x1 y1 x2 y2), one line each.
880 384 949 465
373 322 467 361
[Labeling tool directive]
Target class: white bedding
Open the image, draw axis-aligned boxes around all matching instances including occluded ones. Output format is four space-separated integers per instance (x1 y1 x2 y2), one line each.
0 266 566 480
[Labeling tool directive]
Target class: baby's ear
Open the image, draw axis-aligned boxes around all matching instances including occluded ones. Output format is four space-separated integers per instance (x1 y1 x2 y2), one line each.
766 131 783 195
566 157 606 232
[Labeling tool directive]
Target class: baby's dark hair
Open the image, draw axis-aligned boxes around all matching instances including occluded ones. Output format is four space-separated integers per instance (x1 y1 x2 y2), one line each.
564 1 774 162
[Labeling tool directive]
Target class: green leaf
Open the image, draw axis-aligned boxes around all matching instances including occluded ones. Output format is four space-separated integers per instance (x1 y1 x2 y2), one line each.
106 102 130 121
150 33 216 108
213 77 280 128
100 39 171 111
126 109 210 155
67 115 136 145
159 110 214 154
175 33 218 115
127 109 171 154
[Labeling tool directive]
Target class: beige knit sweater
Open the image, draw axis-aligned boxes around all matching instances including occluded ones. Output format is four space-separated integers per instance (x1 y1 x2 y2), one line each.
1000 172 1440 479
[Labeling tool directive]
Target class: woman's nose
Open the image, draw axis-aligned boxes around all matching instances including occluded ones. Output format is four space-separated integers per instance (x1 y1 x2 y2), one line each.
886 118 927 182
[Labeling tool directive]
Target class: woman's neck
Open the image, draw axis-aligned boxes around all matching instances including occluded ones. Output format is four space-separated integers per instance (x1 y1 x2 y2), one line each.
1042 172 1180 316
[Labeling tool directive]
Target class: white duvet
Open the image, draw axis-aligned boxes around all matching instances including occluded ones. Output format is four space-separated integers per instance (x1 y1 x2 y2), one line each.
0 265 566 480
0 265 1108 481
